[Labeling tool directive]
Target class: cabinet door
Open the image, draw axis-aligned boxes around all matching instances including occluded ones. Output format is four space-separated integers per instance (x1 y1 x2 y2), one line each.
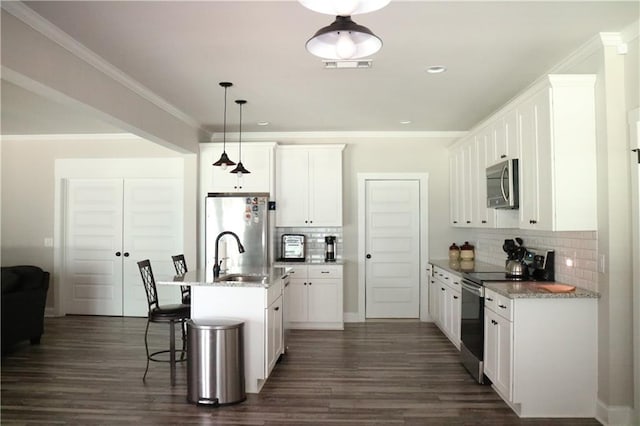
495 314 513 400
307 279 342 323
484 309 499 383
211 144 272 193
275 149 309 226
437 282 448 331
449 147 462 226
308 148 343 226
429 277 440 324
475 129 494 228
450 290 461 346
266 295 283 375
286 277 308 322
461 142 476 226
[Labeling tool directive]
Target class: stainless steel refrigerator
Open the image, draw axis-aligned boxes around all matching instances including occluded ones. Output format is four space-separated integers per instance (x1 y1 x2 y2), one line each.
205 193 270 280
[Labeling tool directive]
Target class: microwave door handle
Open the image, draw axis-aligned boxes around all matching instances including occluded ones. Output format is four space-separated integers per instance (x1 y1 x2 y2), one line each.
500 163 509 203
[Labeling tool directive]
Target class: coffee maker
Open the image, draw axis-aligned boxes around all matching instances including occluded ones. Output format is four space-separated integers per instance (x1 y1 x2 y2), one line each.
324 236 336 262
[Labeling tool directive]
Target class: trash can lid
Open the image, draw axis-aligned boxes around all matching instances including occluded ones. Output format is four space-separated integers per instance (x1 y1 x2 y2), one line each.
187 318 244 330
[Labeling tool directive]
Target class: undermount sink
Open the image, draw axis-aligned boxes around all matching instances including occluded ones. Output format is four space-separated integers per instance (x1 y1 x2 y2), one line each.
218 273 268 283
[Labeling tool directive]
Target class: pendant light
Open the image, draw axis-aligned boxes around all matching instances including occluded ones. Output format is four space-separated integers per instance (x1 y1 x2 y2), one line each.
212 82 236 169
305 15 382 60
299 0 390 16
230 100 250 176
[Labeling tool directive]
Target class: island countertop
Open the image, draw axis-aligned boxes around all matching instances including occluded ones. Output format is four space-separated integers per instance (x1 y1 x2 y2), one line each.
157 266 291 289
484 281 600 299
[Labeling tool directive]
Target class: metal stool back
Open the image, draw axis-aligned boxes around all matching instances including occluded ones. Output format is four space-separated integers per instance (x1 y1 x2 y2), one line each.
171 254 190 304
137 259 190 385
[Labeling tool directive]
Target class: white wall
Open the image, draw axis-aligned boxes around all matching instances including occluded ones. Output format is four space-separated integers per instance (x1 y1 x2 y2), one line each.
0 134 198 309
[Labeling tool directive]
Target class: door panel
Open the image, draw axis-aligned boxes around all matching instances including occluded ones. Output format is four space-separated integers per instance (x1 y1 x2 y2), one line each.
365 180 420 318
65 179 123 316
122 179 183 317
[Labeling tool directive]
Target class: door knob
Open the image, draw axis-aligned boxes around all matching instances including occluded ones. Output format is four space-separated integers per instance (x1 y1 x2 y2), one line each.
115 251 121 257
123 252 130 257
366 254 372 259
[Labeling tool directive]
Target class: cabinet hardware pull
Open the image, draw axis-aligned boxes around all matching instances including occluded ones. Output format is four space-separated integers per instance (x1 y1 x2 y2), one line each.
486 297 493 301
445 277 449 280
441 288 445 291
453 295 459 299
482 220 487 224
500 154 507 159
453 221 458 224
321 271 330 274
466 221 471 224
492 319 498 325
498 304 507 309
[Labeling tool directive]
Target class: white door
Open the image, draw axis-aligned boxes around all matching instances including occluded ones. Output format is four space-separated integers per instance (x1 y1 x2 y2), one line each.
65 179 124 316
122 179 183 317
365 180 420 318
65 178 183 316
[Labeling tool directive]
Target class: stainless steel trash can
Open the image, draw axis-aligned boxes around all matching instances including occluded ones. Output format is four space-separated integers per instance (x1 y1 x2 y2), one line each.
187 319 245 406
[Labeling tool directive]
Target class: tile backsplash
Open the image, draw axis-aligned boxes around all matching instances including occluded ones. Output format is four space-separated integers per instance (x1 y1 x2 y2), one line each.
462 229 598 291
275 227 343 262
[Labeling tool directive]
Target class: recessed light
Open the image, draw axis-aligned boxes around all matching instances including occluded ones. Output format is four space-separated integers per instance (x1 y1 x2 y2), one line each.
257 121 270 126
400 120 412 125
426 65 447 74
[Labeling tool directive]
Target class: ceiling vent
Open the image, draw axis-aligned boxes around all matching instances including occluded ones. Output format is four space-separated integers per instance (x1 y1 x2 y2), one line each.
323 59 372 69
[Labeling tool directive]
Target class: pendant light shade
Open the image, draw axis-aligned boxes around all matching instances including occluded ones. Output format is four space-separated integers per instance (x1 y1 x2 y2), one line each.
230 100 250 176
212 81 236 169
306 16 382 60
299 0 390 16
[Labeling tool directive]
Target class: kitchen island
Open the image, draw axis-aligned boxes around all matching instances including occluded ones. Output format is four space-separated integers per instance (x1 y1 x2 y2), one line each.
158 267 290 393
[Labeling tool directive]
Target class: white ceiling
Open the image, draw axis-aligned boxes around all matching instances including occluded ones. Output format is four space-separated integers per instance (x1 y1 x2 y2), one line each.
1 1 638 136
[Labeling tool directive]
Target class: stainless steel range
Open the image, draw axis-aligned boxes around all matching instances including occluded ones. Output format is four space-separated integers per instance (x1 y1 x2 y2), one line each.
459 247 555 383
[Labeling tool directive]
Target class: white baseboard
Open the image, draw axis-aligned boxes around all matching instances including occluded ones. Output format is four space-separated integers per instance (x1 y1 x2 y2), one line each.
44 307 58 317
596 399 634 425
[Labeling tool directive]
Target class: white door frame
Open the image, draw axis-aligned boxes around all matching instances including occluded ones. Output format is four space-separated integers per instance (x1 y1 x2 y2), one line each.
53 158 184 316
357 173 429 322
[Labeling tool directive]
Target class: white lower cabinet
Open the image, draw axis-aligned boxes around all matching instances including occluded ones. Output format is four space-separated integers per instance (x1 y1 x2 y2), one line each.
430 265 461 349
265 294 283 375
483 288 597 417
285 264 343 330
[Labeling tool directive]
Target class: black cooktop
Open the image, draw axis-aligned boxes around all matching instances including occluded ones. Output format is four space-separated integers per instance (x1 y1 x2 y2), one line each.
463 271 525 285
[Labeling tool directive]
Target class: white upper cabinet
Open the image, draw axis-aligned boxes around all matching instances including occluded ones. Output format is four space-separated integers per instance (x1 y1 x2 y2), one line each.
276 145 344 227
449 74 595 231
200 142 276 194
517 75 597 231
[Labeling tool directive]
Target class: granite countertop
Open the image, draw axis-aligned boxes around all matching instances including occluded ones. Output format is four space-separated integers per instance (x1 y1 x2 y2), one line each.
274 260 344 266
484 281 600 299
429 258 505 274
156 266 291 289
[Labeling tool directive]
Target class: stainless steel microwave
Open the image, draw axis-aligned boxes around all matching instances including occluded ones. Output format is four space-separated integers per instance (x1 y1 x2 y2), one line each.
486 159 519 209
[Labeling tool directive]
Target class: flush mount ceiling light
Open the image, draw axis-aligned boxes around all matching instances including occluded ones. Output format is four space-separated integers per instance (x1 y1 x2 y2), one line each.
299 0 390 16
306 16 382 60
230 100 250 176
426 65 447 74
212 82 236 169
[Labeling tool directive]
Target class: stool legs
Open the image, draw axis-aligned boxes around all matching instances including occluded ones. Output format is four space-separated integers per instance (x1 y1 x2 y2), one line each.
143 319 151 382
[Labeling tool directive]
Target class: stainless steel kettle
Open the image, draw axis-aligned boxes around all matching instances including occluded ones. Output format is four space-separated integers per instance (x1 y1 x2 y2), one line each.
506 260 528 278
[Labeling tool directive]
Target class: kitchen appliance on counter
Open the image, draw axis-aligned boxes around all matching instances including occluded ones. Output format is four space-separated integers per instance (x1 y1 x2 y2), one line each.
281 234 306 262
460 247 555 384
324 236 336 262
205 193 270 280
486 158 519 209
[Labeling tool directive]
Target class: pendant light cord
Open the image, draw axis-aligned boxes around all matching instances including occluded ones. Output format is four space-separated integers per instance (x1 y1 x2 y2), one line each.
222 85 228 151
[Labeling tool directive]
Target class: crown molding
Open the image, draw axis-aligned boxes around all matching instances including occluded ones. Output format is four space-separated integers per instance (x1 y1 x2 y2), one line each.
209 130 468 142
1 1 206 134
0 133 140 142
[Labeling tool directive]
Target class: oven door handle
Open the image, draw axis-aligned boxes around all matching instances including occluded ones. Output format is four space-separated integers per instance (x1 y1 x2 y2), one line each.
461 281 484 297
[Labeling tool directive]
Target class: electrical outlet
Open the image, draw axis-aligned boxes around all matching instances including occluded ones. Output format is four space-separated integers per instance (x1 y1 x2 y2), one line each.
44 238 53 247
599 254 606 273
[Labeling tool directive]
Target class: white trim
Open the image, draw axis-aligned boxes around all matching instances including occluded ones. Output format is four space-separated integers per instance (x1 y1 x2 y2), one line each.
596 399 635 426
629 107 640 426
1 1 203 132
357 173 429 322
621 20 639 43
1 133 139 142
213 131 468 142
53 158 185 316
343 312 360 323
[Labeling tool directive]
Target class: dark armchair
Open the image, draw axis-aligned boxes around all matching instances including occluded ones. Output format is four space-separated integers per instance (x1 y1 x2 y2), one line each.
1 265 50 353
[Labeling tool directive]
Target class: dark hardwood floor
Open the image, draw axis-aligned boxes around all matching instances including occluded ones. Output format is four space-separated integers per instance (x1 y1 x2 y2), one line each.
1 316 599 425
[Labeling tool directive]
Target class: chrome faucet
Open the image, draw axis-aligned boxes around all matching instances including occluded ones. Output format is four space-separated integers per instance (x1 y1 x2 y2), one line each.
213 231 245 279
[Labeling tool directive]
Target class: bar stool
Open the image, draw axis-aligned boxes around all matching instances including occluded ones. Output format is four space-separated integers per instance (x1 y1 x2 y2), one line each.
171 254 190 304
137 259 190 385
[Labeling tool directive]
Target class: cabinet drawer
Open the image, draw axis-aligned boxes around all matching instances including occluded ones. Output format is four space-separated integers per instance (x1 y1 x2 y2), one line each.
485 289 513 321
433 266 461 289
285 265 308 277
308 265 343 279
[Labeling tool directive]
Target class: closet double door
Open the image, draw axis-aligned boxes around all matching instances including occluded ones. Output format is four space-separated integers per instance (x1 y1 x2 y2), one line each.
64 178 183 317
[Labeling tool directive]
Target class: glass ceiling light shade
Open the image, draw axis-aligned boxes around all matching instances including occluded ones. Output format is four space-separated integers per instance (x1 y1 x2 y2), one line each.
306 16 382 60
230 100 250 176
299 0 390 16
212 81 236 169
